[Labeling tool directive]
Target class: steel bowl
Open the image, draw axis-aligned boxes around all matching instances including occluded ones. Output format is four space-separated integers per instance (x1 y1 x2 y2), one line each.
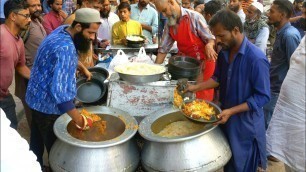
115 64 166 84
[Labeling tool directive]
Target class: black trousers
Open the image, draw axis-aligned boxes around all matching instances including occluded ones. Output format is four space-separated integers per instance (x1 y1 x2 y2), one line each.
29 109 59 168
0 94 17 129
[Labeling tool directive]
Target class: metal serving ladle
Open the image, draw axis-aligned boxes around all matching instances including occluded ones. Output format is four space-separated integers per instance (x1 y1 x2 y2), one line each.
176 78 196 103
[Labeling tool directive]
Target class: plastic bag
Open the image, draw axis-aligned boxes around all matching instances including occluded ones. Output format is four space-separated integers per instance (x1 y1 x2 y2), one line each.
133 47 154 64
95 53 113 69
108 49 130 72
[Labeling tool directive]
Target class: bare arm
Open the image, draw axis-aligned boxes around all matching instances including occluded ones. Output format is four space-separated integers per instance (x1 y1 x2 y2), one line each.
77 61 92 80
187 78 219 92
205 39 218 61
16 65 31 79
141 23 152 33
155 52 167 64
289 15 302 22
66 108 83 127
214 103 250 125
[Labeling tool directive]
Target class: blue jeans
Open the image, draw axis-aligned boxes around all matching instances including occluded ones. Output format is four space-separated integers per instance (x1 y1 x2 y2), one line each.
263 92 279 129
29 109 59 168
0 94 17 129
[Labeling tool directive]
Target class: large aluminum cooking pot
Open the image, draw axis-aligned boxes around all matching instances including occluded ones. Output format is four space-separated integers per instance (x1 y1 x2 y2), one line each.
139 105 232 172
49 106 139 172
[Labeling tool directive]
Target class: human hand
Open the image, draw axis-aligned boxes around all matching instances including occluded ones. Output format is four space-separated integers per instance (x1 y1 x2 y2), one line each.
75 114 93 131
185 83 200 92
121 38 127 45
99 39 110 48
82 68 92 81
213 109 233 125
205 44 218 61
92 53 98 61
59 10 67 19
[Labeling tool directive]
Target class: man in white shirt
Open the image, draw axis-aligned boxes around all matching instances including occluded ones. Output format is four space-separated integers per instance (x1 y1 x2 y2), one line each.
130 0 158 44
98 0 119 47
244 2 269 54
228 0 246 23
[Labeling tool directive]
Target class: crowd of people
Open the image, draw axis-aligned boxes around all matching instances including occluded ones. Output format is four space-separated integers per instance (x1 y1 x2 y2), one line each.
0 0 305 171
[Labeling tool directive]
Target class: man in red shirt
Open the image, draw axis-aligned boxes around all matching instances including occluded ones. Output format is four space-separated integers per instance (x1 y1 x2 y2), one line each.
0 0 31 129
42 0 67 34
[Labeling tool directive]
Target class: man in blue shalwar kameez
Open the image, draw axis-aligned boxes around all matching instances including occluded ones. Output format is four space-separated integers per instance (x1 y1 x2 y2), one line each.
187 9 270 172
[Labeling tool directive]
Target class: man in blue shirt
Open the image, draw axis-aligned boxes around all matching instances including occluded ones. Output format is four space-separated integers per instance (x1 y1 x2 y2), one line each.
187 9 270 171
25 8 101 169
264 0 301 130
130 0 158 44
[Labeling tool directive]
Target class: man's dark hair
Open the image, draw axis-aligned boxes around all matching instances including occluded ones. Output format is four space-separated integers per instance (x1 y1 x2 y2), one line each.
77 0 83 6
117 2 131 11
194 0 204 7
209 9 243 33
293 0 303 4
273 0 294 18
204 0 222 16
4 0 29 19
47 0 55 7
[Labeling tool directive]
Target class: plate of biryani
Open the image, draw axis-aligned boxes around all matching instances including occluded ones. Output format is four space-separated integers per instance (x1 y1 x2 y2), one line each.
173 88 220 123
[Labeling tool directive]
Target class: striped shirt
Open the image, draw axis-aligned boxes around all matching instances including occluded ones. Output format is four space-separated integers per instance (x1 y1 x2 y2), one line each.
158 7 214 54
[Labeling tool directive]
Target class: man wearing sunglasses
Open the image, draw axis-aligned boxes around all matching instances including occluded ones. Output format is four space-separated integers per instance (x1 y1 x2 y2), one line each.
0 0 31 130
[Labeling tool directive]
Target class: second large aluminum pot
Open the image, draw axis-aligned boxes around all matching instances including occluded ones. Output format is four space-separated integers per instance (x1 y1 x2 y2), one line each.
139 105 232 172
49 106 139 172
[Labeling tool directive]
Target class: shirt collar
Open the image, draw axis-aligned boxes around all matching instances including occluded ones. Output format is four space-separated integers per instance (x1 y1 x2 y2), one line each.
136 3 149 9
277 22 291 35
237 36 248 55
177 7 188 24
180 7 188 18
222 36 248 62
50 10 60 17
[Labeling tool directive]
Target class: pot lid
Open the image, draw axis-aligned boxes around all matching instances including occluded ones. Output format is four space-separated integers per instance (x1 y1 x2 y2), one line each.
53 106 138 148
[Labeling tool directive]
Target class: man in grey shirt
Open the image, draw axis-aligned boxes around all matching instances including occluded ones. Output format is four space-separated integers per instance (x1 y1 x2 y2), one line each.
15 0 47 128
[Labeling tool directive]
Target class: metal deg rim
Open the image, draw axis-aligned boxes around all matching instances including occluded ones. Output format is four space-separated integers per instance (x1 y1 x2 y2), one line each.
53 106 138 148
138 105 218 143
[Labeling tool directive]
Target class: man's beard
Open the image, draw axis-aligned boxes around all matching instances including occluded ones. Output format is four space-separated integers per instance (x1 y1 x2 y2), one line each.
246 14 257 24
268 20 281 27
31 10 41 19
229 5 239 13
167 14 178 26
100 10 110 18
73 31 92 53
139 1 148 7
218 35 237 50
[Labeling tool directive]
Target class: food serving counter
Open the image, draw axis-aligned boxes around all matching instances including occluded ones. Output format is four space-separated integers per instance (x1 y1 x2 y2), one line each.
106 73 177 123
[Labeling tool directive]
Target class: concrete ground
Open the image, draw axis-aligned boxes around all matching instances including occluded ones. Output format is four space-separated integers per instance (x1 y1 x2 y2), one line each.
8 78 285 172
